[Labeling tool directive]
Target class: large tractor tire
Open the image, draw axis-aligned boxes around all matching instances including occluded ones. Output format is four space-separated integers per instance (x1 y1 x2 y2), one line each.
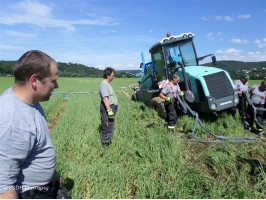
151 97 166 119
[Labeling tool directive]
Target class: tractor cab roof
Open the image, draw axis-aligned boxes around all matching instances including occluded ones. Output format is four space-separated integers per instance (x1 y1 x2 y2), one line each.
149 32 195 53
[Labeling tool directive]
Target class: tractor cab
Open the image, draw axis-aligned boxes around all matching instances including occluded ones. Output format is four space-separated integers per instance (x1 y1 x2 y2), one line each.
135 32 238 113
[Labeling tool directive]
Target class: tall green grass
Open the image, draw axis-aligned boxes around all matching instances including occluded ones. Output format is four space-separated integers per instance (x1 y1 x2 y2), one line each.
0 77 265 198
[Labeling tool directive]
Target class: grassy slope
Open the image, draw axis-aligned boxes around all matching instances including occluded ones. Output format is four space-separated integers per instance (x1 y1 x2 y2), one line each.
0 77 265 198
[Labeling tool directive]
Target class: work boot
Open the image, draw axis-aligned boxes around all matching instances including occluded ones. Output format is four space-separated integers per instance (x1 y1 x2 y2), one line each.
102 141 111 146
243 121 251 131
257 128 264 137
167 126 175 133
241 116 247 123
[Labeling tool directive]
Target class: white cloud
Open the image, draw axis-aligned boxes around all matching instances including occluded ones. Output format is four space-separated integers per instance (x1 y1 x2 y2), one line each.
216 48 243 55
224 16 234 21
254 39 266 49
3 30 37 38
202 15 236 22
200 16 208 21
0 0 118 31
230 38 249 44
101 30 117 34
258 43 266 49
246 51 266 60
0 45 28 51
51 51 141 70
238 14 251 19
206 32 215 40
215 49 266 61
214 16 222 20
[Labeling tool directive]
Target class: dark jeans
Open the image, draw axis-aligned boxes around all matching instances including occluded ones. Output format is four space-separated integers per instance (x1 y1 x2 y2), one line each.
246 103 264 129
100 103 118 144
164 101 177 126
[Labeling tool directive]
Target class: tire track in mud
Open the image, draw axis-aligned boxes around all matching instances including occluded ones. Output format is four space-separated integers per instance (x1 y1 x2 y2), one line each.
48 100 68 132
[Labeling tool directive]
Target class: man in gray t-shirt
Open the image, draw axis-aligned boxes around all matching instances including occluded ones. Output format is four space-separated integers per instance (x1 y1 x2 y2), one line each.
159 73 182 132
246 80 266 136
99 67 118 145
0 50 60 199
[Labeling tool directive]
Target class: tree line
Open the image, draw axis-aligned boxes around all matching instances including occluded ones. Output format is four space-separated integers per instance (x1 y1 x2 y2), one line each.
0 60 265 79
0 61 103 77
203 60 266 80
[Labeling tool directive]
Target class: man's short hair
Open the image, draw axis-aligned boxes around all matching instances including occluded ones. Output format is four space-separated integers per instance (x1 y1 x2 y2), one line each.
103 67 115 79
14 50 55 84
241 74 249 80
172 73 180 80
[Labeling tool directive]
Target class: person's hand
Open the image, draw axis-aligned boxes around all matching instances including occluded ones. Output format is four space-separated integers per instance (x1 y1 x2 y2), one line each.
107 109 114 120
166 97 174 103
53 170 61 186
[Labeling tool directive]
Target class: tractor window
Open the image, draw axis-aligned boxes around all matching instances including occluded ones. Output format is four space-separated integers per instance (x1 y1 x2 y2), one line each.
163 44 182 79
151 49 164 67
179 40 197 66
151 47 167 81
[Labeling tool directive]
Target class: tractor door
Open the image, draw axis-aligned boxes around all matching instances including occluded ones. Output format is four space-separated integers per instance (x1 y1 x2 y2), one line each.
150 46 167 82
162 44 182 80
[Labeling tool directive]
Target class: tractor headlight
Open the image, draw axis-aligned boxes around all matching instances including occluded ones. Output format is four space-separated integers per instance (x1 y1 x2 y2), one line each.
163 39 168 44
210 103 217 110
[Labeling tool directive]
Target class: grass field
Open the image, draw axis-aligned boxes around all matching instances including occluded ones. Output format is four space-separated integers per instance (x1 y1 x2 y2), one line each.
0 77 265 199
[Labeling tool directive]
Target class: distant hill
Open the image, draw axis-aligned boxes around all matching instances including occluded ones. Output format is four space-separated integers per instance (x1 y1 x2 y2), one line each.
116 70 141 78
57 62 103 77
0 61 103 77
0 60 265 79
202 60 266 79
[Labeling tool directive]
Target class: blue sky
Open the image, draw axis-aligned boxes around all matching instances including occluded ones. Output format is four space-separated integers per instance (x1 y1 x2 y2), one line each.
0 0 265 70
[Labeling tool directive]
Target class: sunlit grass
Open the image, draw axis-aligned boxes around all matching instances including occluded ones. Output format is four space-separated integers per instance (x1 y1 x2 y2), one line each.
1 77 265 199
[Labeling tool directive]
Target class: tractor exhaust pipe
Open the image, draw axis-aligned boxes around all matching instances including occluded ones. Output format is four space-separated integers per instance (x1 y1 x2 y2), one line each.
178 62 195 103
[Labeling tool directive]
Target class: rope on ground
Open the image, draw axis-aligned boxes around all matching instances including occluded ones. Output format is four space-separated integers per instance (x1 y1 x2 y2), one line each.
52 86 132 100
120 87 132 99
52 91 99 99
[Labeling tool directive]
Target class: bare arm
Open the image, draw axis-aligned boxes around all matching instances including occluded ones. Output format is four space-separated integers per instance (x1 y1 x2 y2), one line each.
103 97 111 110
159 92 167 100
0 188 18 199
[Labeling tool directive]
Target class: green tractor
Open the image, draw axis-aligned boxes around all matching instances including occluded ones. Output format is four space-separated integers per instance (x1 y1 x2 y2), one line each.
132 32 239 117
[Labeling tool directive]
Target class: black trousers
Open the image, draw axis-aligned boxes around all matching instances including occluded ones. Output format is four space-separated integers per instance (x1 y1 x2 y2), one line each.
263 102 266 119
231 95 247 120
164 101 177 126
100 103 118 144
18 182 57 199
246 103 264 129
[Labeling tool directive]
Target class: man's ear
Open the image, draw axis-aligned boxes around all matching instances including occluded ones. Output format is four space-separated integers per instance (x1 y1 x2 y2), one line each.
30 74 38 89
